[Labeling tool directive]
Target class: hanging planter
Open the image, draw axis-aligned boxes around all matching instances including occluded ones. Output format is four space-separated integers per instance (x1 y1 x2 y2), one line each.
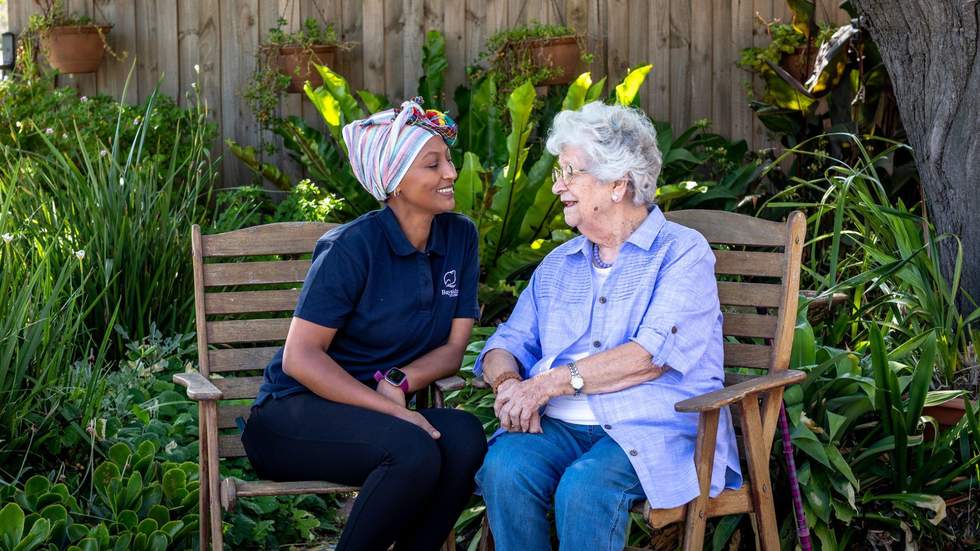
40 24 112 74
478 22 592 92
278 44 338 93
26 1 114 74
245 16 342 132
517 35 584 86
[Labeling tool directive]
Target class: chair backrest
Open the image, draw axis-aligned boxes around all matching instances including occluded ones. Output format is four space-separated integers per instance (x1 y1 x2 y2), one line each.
191 222 336 459
663 210 806 378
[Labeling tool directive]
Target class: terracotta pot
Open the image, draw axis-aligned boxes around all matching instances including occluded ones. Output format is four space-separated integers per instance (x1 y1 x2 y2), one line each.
40 25 112 74
923 397 969 428
523 36 583 86
278 44 337 93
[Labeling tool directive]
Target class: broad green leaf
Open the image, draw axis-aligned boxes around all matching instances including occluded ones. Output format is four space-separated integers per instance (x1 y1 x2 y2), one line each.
614 64 652 106
826 411 847 443
561 73 593 111
304 83 344 145
12 517 50 551
356 90 386 113
787 0 816 37
791 424 830 468
922 390 966 407
311 63 363 122
871 493 946 525
0 502 26 549
418 30 448 108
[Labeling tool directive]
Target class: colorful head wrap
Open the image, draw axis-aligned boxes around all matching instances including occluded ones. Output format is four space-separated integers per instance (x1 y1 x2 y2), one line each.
342 97 458 202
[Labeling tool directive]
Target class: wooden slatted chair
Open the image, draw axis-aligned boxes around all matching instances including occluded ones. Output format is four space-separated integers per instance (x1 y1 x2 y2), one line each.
476 209 807 551
174 222 464 551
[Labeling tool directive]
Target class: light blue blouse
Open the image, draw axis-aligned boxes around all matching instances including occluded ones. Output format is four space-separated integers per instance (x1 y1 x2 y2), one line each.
475 206 742 508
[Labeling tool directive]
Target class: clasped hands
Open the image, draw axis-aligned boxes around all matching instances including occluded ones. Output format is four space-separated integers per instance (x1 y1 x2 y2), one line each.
494 377 550 433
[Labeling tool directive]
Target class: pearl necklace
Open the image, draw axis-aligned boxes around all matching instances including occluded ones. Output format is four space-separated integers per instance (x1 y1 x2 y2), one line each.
591 242 613 269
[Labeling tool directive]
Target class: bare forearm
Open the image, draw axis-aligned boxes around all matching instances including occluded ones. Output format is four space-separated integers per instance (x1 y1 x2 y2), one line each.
283 347 402 416
401 342 467 392
532 342 664 398
481 348 523 385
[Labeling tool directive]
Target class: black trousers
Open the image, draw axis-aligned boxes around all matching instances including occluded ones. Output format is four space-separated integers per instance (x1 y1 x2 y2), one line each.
242 391 487 551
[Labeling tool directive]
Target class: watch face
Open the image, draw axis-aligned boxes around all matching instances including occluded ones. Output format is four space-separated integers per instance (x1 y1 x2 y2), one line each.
386 368 407 386
570 375 585 390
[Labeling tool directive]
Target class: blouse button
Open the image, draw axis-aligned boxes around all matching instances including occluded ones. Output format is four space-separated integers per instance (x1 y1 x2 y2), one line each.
671 325 678 334
629 449 639 456
592 340 601 348
598 296 607 304
603 424 612 430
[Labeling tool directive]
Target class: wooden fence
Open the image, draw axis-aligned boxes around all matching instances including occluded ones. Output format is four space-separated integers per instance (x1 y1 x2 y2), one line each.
3 0 850 187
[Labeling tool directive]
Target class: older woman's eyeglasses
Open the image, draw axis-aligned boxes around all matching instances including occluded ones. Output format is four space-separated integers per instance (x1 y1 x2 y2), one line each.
552 164 588 185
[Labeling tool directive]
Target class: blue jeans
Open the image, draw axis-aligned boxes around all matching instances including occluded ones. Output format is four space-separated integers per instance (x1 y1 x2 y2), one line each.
476 416 646 551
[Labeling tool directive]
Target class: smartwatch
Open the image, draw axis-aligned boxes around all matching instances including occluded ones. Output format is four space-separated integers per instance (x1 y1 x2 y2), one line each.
374 367 410 393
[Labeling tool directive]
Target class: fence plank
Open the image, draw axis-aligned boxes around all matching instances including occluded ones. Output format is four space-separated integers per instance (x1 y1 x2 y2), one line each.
135 0 159 102
606 0 629 86
627 0 648 98
156 0 179 97
221 0 260 187
731 0 754 148
442 0 465 111
362 0 385 91
751 0 774 151
178 0 200 106
197 0 222 163
647 0 670 121
95 0 137 103
668 0 690 127
384 0 405 100
711 0 732 137
342 0 364 91
689 0 711 124
402 0 424 99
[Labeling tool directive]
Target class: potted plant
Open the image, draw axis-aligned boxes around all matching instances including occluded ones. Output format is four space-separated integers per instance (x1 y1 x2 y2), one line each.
245 17 339 131
478 22 592 89
28 0 112 74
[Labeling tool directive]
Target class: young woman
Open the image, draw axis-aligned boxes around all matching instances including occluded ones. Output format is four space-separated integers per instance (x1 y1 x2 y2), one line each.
242 99 487 551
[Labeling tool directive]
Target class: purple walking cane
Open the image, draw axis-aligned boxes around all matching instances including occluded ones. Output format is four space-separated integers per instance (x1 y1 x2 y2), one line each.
779 401 811 550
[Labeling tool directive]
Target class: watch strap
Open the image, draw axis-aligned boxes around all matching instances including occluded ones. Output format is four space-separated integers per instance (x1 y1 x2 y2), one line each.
568 360 583 396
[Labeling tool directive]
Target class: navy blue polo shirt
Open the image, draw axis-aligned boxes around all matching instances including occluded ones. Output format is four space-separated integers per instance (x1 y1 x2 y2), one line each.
254 207 480 406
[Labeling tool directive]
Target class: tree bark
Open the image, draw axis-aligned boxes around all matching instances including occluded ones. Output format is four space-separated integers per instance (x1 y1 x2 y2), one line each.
851 0 980 310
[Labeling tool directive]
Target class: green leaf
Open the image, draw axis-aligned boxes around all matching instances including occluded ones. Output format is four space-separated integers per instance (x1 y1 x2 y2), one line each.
123 472 143 510
826 411 847 443
0 503 26 549
162 468 187 501
922 390 966 407
614 64 652 106
824 444 858 489
11 518 50 551
418 30 448 108
906 331 936 430
107 443 131 470
791 424 831 468
561 72 593 111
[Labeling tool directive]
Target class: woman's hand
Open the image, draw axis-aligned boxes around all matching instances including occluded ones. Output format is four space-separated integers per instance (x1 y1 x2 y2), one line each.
392 408 441 439
375 381 407 408
496 378 549 433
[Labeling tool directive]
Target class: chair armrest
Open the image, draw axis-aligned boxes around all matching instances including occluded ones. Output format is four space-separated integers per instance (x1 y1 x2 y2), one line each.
173 371 223 401
435 375 466 393
674 369 805 413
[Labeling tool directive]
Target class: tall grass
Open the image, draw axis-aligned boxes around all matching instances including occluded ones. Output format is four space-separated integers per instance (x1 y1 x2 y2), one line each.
0 79 219 478
1 82 218 358
765 133 979 386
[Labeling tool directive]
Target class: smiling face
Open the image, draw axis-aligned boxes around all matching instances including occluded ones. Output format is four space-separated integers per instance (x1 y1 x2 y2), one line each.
551 145 608 231
391 135 458 215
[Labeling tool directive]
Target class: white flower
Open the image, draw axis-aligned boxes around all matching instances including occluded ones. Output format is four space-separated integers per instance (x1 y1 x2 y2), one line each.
74 250 85 260
45 127 54 135
194 64 200 74
1 233 12 243
133 117 141 126
119 177 125 186
14 121 23 129
62 133 68 139
80 95 88 102
99 149 108 157
191 82 198 90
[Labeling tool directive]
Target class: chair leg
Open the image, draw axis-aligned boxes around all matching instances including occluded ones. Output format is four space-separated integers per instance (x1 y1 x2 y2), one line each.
203 401 224 550
478 514 495 551
683 409 719 551
197 403 210 551
740 396 779 551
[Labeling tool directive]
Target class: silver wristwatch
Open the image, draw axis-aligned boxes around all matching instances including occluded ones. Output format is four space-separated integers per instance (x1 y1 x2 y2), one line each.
567 360 585 396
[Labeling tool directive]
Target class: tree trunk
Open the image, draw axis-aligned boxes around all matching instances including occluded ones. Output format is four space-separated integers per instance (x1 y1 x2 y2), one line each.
851 0 980 311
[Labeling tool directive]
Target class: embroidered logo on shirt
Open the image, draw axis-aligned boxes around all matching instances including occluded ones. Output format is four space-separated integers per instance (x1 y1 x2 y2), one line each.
442 269 459 297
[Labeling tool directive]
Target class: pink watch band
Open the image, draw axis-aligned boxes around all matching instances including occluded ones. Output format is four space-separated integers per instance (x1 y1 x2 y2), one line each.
374 369 410 393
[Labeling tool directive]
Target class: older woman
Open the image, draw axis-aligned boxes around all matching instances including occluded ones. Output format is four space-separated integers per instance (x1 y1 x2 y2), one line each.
242 99 487 551
475 102 741 551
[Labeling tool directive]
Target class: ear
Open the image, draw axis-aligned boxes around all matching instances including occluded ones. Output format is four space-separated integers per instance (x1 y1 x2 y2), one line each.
611 178 631 199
